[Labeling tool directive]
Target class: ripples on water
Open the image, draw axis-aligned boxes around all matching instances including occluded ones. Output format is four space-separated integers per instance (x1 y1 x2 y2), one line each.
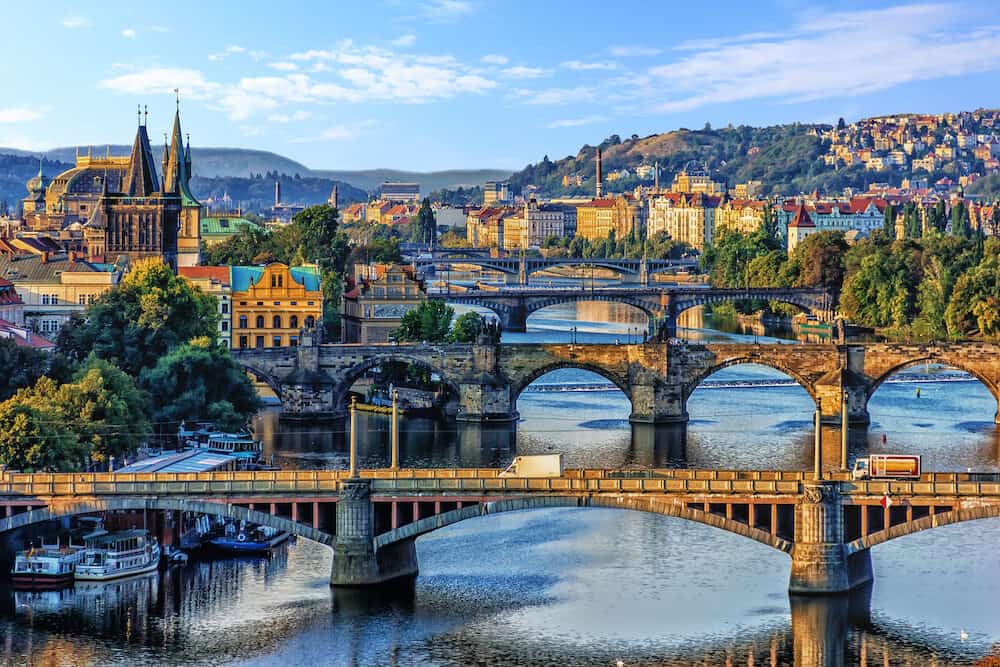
4 303 999 665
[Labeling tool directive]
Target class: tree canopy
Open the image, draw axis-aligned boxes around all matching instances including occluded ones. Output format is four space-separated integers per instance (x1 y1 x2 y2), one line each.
392 301 454 343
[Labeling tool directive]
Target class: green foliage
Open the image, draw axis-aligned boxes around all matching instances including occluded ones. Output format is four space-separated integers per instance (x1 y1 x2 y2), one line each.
789 231 849 293
702 229 783 288
56 259 219 376
392 301 454 343
409 199 436 245
139 337 262 432
0 338 53 401
448 311 490 343
945 242 1000 337
439 229 467 247
0 401 79 472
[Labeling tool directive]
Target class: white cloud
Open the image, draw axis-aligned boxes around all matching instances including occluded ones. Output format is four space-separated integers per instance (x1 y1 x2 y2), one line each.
0 108 43 123
481 54 508 65
647 3 1000 113
609 46 661 57
561 60 618 71
392 34 417 47
513 86 595 105
227 45 246 53
121 28 137 39
99 68 219 97
500 66 549 79
61 16 91 29
547 116 605 128
267 110 312 123
268 61 299 71
421 0 473 21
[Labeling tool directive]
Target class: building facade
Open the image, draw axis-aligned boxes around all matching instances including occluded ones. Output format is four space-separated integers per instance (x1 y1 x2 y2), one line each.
575 196 644 241
381 182 420 203
341 263 425 343
647 193 720 250
231 263 322 349
178 266 233 347
483 181 512 205
0 278 24 325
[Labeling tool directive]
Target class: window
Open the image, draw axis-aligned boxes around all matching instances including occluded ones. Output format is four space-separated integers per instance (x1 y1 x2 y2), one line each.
221 303 229 314
289 315 299 329
305 316 315 328
255 336 264 349
290 301 297 305
221 321 229 332
239 336 248 349
50 294 58 304
289 336 298 347
273 301 280 306
307 301 315 306
255 315 265 328
239 315 248 329
256 301 263 306
78 295 87 305
273 336 282 347
272 315 282 329
88 295 95 305
41 295 50 305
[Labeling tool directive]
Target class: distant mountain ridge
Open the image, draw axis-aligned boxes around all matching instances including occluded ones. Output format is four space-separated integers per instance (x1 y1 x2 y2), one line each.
0 146 511 194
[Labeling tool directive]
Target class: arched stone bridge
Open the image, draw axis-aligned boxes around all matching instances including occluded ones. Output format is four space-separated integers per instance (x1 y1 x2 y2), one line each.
431 285 833 334
5 469 1000 595
413 255 699 287
232 339 1000 424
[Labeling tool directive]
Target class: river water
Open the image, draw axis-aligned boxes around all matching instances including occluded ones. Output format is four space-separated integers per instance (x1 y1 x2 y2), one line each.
3 303 999 666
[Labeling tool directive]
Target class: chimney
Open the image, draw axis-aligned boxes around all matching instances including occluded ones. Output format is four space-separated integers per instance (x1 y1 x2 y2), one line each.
274 179 281 208
40 251 48 264
595 148 603 199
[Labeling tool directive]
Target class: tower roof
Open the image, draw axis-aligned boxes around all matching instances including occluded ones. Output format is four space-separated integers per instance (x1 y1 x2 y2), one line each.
789 203 815 228
122 122 160 196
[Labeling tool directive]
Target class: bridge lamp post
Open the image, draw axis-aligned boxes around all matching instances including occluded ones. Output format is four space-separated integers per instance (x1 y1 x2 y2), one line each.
813 397 822 480
349 395 359 478
841 390 849 471
390 390 400 471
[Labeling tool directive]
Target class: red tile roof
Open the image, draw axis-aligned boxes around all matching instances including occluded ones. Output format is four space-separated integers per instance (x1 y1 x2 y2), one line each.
789 204 815 228
179 266 231 286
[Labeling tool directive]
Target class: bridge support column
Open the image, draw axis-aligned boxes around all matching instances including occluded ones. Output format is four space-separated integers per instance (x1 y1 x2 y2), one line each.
813 370 870 426
789 481 868 595
499 303 528 332
629 382 687 424
456 381 517 422
332 479 418 587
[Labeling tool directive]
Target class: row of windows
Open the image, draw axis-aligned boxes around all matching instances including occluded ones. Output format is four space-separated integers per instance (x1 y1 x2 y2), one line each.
238 335 299 349
77 294 97 305
40 294 60 305
236 315 316 329
238 300 314 306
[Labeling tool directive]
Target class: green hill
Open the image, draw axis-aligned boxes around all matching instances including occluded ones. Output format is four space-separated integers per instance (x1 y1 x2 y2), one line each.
311 168 512 193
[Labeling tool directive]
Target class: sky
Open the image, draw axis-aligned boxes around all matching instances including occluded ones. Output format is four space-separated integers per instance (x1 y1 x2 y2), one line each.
2 0 1000 172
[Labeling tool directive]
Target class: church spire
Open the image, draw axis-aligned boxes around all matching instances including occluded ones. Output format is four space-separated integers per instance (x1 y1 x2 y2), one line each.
123 111 160 196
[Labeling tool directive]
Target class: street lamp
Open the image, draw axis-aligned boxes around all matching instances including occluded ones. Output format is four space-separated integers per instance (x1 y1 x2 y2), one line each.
813 397 823 480
390 390 400 471
349 395 358 478
841 390 849 471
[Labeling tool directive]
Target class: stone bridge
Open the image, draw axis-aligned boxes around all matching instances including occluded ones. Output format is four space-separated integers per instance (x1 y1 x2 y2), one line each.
431 286 833 334
5 469 1000 595
413 254 699 287
232 339 1000 424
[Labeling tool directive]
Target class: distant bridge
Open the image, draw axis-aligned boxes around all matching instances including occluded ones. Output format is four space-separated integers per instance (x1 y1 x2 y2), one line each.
5 468 1000 594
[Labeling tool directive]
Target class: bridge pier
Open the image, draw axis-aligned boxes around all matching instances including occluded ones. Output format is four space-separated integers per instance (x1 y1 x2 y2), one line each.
498 303 528 332
629 382 688 424
814 371 870 425
790 481 871 594
332 479 418 587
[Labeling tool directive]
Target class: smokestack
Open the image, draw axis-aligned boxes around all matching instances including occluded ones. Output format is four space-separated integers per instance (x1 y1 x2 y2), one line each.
595 147 603 199
274 179 281 208
654 161 660 192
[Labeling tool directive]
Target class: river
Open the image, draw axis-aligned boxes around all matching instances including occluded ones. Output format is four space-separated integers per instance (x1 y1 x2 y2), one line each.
3 302 999 665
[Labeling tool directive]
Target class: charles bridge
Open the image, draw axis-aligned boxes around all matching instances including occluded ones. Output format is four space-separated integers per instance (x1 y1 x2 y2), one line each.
5 467 1000 596
232 336 1000 425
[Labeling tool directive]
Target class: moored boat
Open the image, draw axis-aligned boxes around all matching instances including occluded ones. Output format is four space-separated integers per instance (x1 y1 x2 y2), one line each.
10 539 84 590
208 522 290 554
75 530 161 581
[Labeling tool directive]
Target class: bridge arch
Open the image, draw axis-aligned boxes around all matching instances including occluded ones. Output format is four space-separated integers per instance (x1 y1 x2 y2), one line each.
0 497 333 546
866 356 1000 404
525 260 637 279
848 504 1000 554
240 363 284 398
333 353 464 408
672 294 817 323
374 496 792 555
523 294 659 323
510 361 632 406
682 357 819 404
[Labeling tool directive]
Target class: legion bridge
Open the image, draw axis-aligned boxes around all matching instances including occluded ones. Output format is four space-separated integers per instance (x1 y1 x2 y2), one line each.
430 285 834 334
5 468 1000 594
232 336 1000 425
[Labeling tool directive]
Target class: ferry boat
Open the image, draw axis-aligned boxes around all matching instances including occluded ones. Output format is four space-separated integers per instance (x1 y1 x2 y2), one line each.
207 521 290 554
10 538 85 590
75 530 161 581
177 422 263 468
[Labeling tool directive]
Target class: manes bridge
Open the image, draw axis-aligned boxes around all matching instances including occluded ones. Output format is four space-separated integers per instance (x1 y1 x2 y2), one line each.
232 335 1000 425
6 468 1000 596
430 285 834 334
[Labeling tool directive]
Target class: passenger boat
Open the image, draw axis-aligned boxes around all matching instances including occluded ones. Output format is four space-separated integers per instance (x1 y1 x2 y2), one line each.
207 522 290 554
177 422 263 469
10 538 84 590
75 530 161 581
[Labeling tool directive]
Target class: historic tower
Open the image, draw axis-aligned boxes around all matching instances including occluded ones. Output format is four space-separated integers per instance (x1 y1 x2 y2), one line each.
161 100 202 267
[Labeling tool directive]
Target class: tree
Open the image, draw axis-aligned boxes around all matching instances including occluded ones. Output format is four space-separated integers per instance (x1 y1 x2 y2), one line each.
0 339 51 401
946 247 1000 337
57 259 219 376
0 401 79 472
140 337 261 433
392 301 454 342
449 312 485 343
882 203 897 237
414 198 436 245
791 231 849 295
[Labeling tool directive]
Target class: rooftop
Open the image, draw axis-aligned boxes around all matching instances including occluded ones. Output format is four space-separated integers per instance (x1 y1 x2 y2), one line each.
115 449 238 474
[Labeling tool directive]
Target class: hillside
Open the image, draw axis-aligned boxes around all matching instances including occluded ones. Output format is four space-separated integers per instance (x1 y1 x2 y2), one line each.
1 146 511 195
507 124 839 197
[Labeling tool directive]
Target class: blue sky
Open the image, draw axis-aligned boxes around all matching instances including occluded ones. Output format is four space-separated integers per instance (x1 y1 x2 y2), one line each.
2 0 1000 171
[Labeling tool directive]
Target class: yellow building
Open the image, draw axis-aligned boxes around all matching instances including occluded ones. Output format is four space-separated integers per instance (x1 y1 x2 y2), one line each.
671 165 725 195
466 206 515 247
231 263 322 349
575 195 644 241
341 263 425 343
648 192 719 250
715 199 769 236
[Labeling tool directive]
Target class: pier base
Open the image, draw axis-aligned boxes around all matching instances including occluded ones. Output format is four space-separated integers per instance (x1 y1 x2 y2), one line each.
331 478 419 587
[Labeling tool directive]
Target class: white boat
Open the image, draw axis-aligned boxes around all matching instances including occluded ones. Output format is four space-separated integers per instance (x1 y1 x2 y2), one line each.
75 530 161 581
10 538 84 590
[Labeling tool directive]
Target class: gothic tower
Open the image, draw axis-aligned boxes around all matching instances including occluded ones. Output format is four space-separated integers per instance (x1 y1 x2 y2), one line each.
163 99 202 267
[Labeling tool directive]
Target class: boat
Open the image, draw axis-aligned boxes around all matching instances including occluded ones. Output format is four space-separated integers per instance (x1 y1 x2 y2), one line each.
75 530 161 581
178 421 263 469
207 521 290 554
10 538 84 590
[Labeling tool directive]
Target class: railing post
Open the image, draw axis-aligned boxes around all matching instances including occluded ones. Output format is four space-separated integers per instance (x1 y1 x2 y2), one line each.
349 396 358 479
813 398 823 480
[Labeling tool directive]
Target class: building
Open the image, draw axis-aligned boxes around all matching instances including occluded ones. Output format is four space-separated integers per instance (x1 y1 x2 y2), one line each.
671 164 725 195
270 180 306 224
0 278 24 324
230 263 322 349
647 193 720 250
0 319 55 350
575 195 644 241
786 204 817 253
0 251 123 335
199 213 263 247
715 199 772 237
381 182 420 203
341 263 425 343
466 206 516 247
81 107 202 268
432 205 467 230
732 181 763 199
178 266 232 347
483 181 512 206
